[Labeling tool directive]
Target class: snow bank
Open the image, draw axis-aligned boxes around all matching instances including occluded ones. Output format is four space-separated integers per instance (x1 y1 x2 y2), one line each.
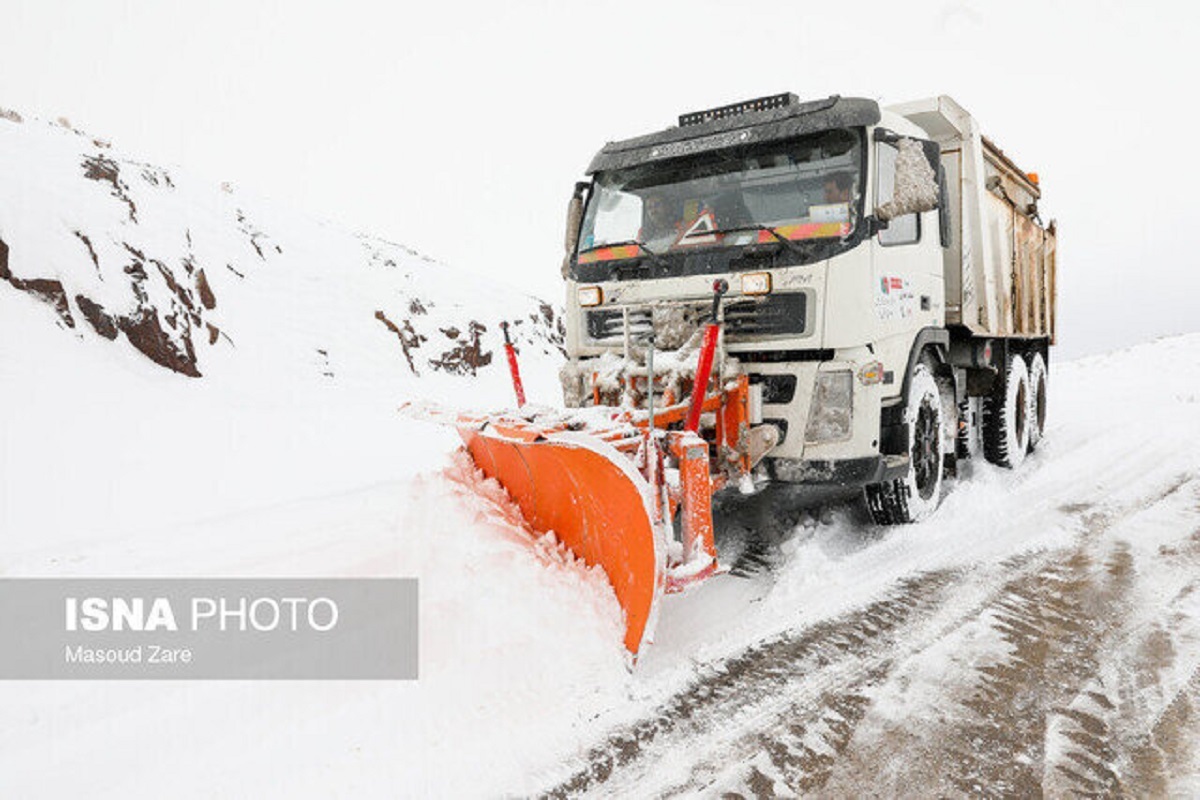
0 105 634 799
0 283 632 798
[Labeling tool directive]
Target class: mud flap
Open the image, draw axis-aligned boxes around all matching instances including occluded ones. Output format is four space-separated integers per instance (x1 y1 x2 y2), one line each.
458 426 667 657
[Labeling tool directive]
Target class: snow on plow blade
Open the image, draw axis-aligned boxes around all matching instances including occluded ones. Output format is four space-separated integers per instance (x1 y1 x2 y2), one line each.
455 421 665 657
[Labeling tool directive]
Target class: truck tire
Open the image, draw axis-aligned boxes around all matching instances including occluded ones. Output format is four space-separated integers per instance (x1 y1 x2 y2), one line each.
1026 352 1047 452
865 363 944 524
982 353 1030 468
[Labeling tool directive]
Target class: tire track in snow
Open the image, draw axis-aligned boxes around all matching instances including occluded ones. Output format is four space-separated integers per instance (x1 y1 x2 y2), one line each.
1010 478 1200 798
542 569 962 798
545 472 1199 798
1109 518 1200 795
813 473 1200 798
553 545 1057 798
1125 662 1200 795
667 548 1097 797
1051 613 1200 799
945 546 1132 797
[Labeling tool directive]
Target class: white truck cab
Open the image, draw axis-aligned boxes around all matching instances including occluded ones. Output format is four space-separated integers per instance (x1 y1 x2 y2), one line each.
561 94 1057 523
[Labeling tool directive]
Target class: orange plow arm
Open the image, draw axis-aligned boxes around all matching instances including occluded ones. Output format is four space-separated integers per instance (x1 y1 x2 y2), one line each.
458 424 666 656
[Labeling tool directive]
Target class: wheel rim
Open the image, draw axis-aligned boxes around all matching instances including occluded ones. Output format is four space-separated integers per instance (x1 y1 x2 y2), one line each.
912 398 940 500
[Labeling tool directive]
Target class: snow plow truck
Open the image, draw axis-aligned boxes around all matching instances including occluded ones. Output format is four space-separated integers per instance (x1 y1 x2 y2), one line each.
412 94 1057 658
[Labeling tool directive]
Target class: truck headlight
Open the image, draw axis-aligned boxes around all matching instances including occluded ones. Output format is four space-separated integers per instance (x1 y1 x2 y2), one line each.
805 370 853 443
577 286 603 307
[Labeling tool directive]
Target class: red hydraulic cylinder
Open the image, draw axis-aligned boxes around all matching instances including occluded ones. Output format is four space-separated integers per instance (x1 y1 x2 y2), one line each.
684 325 719 432
683 280 728 433
500 321 527 408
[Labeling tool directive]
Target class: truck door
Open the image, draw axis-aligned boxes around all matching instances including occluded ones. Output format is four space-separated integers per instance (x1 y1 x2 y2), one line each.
870 135 943 339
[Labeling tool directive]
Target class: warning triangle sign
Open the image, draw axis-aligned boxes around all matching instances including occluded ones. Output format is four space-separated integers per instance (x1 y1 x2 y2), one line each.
678 209 719 245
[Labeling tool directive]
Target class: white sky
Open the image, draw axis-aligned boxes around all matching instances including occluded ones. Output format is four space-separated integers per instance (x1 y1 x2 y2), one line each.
2 0 1197 358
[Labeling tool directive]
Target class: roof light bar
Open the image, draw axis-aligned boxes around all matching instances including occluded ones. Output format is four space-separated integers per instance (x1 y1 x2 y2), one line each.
678 93 798 127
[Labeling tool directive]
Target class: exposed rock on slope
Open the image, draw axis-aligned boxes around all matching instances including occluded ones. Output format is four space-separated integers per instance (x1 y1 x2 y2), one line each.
0 107 564 390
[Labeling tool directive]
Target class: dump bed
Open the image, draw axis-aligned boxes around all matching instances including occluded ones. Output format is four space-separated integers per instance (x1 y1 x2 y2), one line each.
890 96 1057 342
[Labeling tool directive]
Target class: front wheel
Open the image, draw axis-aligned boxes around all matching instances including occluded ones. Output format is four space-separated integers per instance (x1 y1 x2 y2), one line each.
865 363 944 525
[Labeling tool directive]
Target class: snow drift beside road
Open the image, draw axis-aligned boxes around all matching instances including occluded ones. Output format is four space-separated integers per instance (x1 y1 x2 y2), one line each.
0 250 630 798
0 106 617 796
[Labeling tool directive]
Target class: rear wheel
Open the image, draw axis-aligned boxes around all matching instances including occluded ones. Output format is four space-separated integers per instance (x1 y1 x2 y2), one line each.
1026 352 1048 452
956 396 980 460
865 363 944 524
982 353 1030 468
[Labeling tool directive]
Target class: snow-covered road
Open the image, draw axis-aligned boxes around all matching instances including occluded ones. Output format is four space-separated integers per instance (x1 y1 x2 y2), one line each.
3 309 1199 797
533 334 1200 797
547 471 1200 797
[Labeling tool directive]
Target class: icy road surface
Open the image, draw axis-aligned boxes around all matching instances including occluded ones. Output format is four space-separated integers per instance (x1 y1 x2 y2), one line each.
536 336 1200 798
2 315 1199 797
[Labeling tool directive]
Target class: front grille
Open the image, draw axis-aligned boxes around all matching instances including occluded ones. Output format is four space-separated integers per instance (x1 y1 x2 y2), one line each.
749 374 797 404
736 349 834 363
724 293 805 337
586 293 806 344
586 307 656 342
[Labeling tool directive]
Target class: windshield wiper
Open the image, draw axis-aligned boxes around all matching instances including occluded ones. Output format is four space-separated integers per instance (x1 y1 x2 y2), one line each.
578 239 670 271
705 225 806 257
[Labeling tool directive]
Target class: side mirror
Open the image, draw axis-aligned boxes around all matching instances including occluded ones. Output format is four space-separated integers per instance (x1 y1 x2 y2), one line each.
875 138 940 222
562 181 590 277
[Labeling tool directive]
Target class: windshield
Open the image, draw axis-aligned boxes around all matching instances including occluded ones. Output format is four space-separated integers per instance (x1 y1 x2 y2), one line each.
577 128 863 266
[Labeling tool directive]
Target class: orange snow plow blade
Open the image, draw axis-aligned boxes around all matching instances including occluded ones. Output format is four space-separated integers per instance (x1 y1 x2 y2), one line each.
401 283 777 660
401 373 753 658
458 425 664 656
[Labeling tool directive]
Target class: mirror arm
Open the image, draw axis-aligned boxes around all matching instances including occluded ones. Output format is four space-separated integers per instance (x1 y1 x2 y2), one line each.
873 127 901 144
865 214 890 235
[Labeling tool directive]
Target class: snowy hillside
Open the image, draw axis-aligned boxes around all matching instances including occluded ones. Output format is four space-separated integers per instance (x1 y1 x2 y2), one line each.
0 106 564 394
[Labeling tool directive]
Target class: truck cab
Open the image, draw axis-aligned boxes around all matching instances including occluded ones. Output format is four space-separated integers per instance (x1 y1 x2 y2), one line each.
560 94 1056 523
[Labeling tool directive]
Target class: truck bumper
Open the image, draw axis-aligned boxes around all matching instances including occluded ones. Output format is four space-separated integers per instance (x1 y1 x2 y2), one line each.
763 454 909 488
